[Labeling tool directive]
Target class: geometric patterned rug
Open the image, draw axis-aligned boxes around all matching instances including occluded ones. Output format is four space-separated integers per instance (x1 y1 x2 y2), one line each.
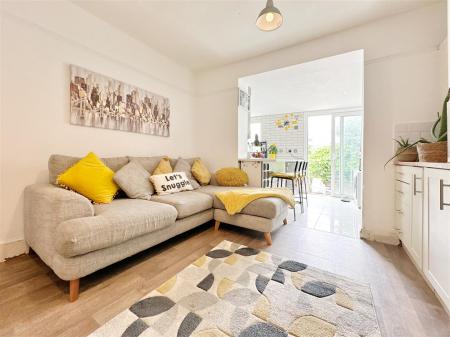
88 240 381 337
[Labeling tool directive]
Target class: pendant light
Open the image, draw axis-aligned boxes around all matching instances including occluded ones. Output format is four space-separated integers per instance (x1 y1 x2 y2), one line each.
256 0 283 32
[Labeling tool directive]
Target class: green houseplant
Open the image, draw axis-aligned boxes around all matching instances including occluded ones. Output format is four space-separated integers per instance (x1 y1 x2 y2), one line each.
417 88 449 162
267 144 278 160
384 137 426 167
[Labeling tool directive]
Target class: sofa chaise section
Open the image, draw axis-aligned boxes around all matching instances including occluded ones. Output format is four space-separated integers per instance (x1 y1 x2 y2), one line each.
196 185 289 244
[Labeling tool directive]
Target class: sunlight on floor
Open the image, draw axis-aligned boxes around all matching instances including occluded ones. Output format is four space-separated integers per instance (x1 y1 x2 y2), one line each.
293 194 361 238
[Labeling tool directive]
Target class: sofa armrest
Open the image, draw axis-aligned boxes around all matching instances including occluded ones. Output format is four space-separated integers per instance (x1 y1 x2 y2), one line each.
24 184 94 263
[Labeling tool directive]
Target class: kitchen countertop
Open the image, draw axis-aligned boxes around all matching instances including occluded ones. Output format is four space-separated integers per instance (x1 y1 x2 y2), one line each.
396 161 450 170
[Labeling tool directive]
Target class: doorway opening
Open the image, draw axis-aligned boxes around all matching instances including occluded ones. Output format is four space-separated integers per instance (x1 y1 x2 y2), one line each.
238 50 364 239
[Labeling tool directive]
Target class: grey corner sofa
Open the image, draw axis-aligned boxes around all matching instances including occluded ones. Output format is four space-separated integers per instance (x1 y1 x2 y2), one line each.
24 155 289 301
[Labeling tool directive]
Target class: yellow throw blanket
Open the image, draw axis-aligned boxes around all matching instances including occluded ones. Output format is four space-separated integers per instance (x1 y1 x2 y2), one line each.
215 188 295 215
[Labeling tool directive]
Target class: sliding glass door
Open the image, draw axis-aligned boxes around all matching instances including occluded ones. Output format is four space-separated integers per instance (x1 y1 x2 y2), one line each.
307 112 361 198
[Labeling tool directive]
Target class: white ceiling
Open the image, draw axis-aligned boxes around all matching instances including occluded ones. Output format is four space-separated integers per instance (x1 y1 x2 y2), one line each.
239 50 364 116
73 0 436 71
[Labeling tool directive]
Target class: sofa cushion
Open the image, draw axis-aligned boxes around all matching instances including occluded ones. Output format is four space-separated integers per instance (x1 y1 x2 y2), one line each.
173 157 200 189
215 167 249 186
151 191 213 219
191 159 211 186
150 172 194 195
197 185 285 219
55 199 177 257
49 154 129 184
57 152 119 204
153 157 173 175
113 160 154 200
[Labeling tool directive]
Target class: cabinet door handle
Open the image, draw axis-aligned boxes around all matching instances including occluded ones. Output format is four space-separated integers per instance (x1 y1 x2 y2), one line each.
413 174 422 195
440 179 450 210
396 190 404 194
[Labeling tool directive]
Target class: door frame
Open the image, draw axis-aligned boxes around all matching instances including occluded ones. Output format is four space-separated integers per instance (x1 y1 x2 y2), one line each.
304 107 362 197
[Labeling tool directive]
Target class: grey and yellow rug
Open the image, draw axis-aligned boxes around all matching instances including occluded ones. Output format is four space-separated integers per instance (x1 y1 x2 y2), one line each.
89 240 381 337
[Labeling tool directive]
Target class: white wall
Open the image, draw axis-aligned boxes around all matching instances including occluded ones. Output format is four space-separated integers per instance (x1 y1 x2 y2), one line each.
0 1 198 259
196 2 447 244
250 113 306 160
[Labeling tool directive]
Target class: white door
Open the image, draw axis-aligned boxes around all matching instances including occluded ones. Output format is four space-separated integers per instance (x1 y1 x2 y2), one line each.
424 168 450 311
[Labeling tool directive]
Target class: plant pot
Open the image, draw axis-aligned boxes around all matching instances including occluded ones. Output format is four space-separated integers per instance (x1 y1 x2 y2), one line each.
417 141 448 162
396 147 418 162
268 153 276 160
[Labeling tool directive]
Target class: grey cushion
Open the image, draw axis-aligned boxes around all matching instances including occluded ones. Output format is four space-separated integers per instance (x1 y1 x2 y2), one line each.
113 160 154 200
54 199 177 257
197 185 286 219
48 154 129 184
173 157 200 189
151 191 213 219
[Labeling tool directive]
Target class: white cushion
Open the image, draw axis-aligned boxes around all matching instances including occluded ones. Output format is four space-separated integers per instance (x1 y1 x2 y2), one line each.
150 172 194 195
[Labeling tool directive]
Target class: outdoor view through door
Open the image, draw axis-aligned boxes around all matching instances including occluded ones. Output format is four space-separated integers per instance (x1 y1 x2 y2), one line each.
307 113 362 198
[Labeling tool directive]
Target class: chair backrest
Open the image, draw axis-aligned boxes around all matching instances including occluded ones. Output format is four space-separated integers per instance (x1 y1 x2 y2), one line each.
293 160 304 175
301 161 308 175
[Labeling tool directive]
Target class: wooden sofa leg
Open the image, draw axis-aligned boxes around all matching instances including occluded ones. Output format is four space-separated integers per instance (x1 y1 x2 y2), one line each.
264 232 272 246
69 279 80 302
214 220 221 232
283 218 288 225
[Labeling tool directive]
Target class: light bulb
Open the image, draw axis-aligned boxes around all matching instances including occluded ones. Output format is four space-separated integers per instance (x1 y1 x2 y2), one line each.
265 12 274 22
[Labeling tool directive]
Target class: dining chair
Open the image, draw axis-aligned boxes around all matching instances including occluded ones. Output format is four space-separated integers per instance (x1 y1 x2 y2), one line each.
269 160 304 219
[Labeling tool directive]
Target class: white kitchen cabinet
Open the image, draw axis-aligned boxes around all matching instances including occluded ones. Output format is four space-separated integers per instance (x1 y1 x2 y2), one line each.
394 167 412 249
394 165 424 268
423 168 450 311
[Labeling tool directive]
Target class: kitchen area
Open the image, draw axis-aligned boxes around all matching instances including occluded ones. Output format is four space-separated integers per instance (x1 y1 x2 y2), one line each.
237 51 364 238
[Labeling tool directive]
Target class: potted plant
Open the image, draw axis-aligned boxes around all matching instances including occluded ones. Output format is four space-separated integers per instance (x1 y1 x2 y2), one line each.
268 144 278 160
395 137 419 161
385 137 426 167
417 88 448 162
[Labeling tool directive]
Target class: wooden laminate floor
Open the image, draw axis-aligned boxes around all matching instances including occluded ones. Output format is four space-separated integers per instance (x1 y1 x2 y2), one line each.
1 216 449 337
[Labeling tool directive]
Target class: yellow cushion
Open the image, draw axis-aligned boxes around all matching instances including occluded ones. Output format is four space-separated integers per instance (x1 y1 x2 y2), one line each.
271 172 296 179
191 159 211 185
215 168 248 187
153 157 172 175
57 152 119 203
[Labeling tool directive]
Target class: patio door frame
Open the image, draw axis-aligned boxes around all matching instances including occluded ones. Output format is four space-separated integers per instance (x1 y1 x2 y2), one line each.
305 107 362 197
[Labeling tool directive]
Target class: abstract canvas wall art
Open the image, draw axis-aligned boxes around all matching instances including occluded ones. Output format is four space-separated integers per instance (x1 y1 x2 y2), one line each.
70 65 170 137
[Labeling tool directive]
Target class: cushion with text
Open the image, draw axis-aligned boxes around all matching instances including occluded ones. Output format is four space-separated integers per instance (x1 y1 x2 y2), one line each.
150 172 194 195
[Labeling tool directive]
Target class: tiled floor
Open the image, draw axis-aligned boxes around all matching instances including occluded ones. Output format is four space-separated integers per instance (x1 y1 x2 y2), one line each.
294 193 361 238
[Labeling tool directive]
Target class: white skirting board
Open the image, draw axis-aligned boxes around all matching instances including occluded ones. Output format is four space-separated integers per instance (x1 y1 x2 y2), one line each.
0 240 28 262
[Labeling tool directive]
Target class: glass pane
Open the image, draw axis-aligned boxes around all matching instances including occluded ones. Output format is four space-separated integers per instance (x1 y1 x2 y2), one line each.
307 115 332 194
342 116 362 197
334 116 341 195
